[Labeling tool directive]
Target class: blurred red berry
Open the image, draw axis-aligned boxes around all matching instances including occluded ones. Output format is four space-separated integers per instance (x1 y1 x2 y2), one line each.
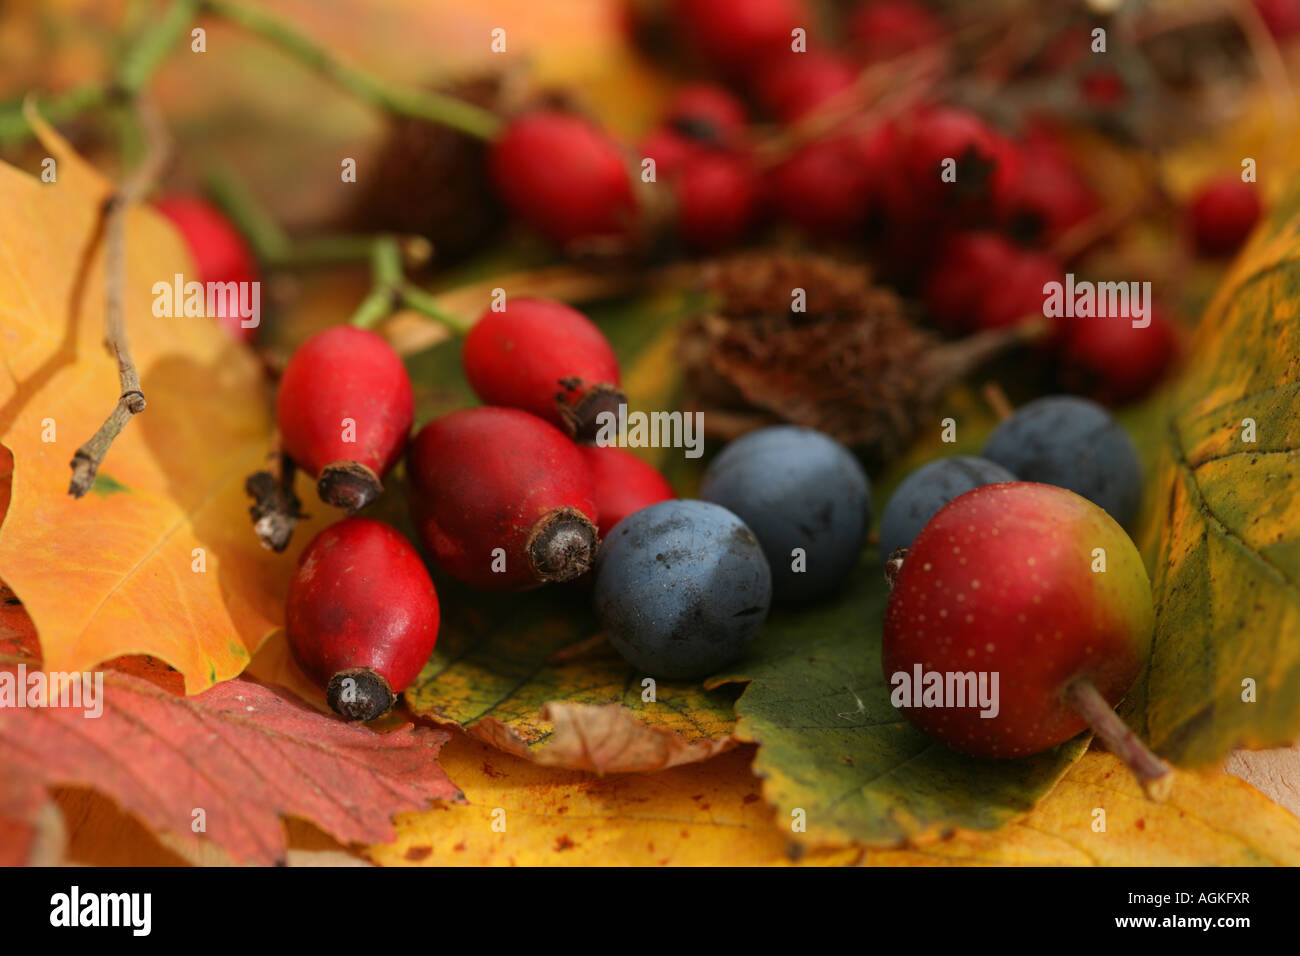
674 0 807 78
754 50 858 121
977 246 1061 332
1255 0 1300 40
664 83 749 144
154 195 260 343
993 130 1097 245
923 232 1020 333
1059 305 1179 404
490 110 636 247
1188 176 1262 257
673 150 761 249
847 0 947 65
1080 68 1127 109
898 105 1002 222
767 133 875 238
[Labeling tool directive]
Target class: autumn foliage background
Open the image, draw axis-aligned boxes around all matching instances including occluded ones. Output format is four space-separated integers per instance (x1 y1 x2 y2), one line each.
1 0 1299 866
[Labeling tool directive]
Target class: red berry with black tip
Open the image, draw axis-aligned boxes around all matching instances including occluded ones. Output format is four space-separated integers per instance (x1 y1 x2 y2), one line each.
882 483 1168 793
674 0 808 78
490 110 636 247
407 407 600 591
1188 176 1262 258
286 517 439 721
462 298 623 440
154 194 260 343
664 83 748 145
993 127 1097 245
579 445 675 538
276 326 414 513
899 105 1002 221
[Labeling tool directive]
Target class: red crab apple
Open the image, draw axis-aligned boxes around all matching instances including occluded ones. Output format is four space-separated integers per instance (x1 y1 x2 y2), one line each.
882 482 1171 797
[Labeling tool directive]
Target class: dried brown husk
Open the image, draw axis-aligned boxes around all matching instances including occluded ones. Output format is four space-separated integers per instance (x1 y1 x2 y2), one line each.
679 252 1031 467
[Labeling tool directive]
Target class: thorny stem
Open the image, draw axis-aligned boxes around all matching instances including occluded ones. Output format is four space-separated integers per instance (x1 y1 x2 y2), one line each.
1064 678 1174 801
200 0 502 140
68 97 171 498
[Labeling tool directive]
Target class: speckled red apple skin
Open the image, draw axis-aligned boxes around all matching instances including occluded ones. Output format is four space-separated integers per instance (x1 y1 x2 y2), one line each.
579 445 675 538
286 517 439 693
406 407 599 591
882 482 1153 758
462 298 620 433
276 326 414 478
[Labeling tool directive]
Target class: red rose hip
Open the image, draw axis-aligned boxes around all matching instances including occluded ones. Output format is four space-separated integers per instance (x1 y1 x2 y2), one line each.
154 194 260 342
462 298 623 439
490 110 636 247
287 517 440 721
579 445 675 537
1187 175 1262 258
407 407 600 590
882 482 1171 796
276 326 414 512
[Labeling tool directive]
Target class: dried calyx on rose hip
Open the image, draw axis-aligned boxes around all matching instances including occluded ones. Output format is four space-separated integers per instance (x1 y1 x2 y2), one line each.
594 499 772 679
276 326 414 513
407 406 600 590
287 518 440 721
462 297 624 440
882 482 1171 797
700 425 871 602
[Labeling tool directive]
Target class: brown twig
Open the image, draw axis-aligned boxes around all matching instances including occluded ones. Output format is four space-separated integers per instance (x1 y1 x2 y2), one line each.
68 97 170 498
245 433 307 552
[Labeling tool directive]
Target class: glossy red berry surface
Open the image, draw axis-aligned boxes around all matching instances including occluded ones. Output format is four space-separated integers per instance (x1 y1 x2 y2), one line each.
286 517 439 721
882 482 1154 758
154 194 260 343
462 298 622 439
490 110 636 247
276 326 414 512
579 445 675 538
1188 176 1262 258
407 407 600 591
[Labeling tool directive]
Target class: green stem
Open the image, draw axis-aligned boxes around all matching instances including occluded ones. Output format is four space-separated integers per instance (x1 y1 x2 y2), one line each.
400 285 472 334
201 0 502 140
348 236 471 333
0 83 109 144
117 0 202 94
204 165 292 262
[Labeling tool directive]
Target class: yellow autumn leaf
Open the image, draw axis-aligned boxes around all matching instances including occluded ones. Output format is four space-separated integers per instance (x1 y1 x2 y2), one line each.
0 118 323 691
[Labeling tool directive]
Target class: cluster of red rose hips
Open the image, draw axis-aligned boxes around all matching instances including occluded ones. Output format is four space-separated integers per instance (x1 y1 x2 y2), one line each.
269 298 673 720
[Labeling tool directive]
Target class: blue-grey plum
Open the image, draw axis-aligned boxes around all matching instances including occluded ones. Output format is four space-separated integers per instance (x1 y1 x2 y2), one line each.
982 395 1142 526
878 456 1016 560
699 425 870 601
593 500 771 680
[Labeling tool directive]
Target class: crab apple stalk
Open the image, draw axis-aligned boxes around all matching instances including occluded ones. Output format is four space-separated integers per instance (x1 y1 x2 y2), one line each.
286 518 439 721
407 407 600 591
882 482 1172 799
462 297 623 440
275 326 414 513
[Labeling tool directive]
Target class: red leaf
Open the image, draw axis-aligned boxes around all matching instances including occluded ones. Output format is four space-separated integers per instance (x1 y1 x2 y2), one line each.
0 640 463 864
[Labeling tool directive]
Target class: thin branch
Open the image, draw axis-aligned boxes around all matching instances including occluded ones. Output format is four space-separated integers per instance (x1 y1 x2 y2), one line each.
68 97 170 498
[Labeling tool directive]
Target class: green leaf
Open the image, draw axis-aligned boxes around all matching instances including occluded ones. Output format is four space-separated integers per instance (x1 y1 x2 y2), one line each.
1123 200 1300 764
707 559 1089 848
